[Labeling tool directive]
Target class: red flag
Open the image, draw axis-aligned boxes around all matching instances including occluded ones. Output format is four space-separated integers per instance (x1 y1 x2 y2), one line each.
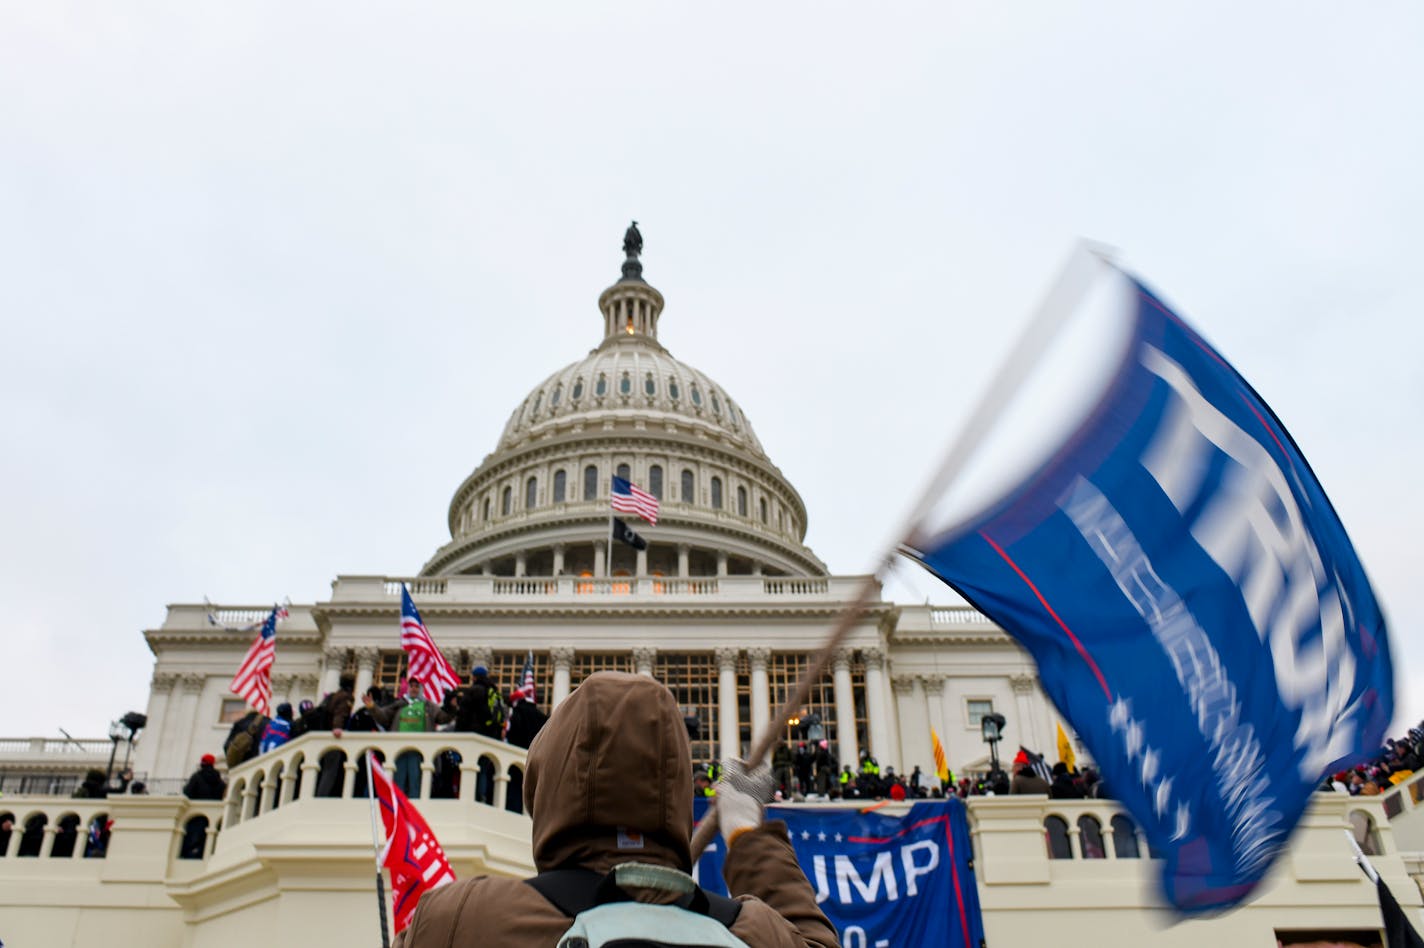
369 752 456 932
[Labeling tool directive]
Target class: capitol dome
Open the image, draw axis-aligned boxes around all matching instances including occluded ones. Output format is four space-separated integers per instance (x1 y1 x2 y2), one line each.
421 225 826 579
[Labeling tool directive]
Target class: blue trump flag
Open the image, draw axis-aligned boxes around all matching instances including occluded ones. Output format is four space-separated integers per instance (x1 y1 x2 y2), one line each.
693 799 985 948
906 259 1394 913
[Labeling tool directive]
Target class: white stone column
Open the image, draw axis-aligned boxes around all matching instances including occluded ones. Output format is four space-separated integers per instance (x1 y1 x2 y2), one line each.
715 648 740 761
515 552 527 577
677 544 690 578
134 671 177 780
353 647 380 700
890 675 917 773
861 647 891 765
715 551 728 577
831 649 860 767
1010 672 1040 752
635 546 648 577
632 646 657 677
552 544 565 576
594 544 606 578
748 647 771 745
320 646 345 697
550 646 574 707
165 674 206 779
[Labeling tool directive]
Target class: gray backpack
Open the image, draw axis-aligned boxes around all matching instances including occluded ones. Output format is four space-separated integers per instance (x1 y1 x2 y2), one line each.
526 862 749 948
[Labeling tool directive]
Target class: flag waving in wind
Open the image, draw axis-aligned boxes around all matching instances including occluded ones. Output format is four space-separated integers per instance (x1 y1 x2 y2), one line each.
399 585 461 705
510 650 537 705
229 604 283 717
611 475 659 524
369 752 456 933
905 254 1394 913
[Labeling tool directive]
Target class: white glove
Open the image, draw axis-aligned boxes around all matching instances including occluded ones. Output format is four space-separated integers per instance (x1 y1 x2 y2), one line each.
716 758 775 845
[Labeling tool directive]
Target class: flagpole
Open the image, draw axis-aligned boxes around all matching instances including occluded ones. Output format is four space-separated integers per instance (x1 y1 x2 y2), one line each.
690 245 1111 859
366 752 392 948
607 509 614 579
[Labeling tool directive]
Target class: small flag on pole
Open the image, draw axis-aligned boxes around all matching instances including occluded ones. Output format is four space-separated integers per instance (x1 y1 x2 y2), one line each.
1019 746 1053 784
369 752 456 934
510 650 537 705
229 604 282 717
611 516 648 550
399 586 461 705
1056 722 1076 774
611 475 659 524
930 728 950 785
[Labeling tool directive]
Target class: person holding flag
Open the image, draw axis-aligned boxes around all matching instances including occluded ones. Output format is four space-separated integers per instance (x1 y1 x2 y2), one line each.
367 751 457 941
399 585 461 705
228 603 285 718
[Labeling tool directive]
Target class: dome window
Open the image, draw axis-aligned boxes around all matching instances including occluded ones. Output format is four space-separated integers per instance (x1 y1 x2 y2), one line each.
572 378 584 401
690 384 702 407
759 498 768 524
551 384 562 407
483 498 491 522
616 462 631 481
584 465 599 501
711 392 721 415
668 378 680 400
737 486 748 517
728 404 739 428
553 470 567 503
502 486 513 517
649 465 663 499
595 375 608 397
644 374 656 396
526 476 538 510
619 373 632 396
532 392 542 415
681 469 695 503
711 477 723 510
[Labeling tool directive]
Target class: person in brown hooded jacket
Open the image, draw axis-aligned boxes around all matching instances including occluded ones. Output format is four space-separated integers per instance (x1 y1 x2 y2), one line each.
394 671 839 948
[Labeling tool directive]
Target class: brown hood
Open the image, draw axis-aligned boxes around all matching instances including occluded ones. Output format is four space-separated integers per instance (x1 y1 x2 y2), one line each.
524 671 692 873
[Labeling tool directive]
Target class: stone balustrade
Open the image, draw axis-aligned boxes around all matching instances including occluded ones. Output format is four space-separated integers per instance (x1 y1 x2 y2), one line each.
221 730 529 829
332 573 857 603
0 794 223 865
0 736 113 756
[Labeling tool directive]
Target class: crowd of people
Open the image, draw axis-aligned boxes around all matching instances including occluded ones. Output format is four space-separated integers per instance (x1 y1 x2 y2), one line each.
1322 720 1423 797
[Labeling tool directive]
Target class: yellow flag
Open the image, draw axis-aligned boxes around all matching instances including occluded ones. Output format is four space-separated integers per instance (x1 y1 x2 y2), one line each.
1056 722 1076 774
930 728 950 784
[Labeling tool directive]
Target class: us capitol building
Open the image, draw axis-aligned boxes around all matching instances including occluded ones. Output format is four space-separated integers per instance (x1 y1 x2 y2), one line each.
2 228 1421 947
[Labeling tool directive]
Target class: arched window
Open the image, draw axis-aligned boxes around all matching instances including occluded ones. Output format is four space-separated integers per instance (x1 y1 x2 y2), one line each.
711 392 721 415
1351 810 1382 857
595 375 607 397
759 498 768 523
572 378 584 400
553 470 567 503
619 373 632 395
737 486 748 517
531 392 542 415
501 486 512 516
681 469 695 503
1110 814 1140 858
584 465 599 501
482 498 491 522
83 814 110 858
711 477 723 510
690 384 702 407
1044 816 1072 860
649 465 663 499
51 814 80 858
644 374 656 396
551 383 562 407
18 813 47 857
525 477 538 510
668 378 680 400
1077 814 1105 858
616 462 631 482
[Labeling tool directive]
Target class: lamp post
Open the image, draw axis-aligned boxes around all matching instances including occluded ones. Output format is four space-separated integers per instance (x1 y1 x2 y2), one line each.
104 720 125 787
980 712 1007 785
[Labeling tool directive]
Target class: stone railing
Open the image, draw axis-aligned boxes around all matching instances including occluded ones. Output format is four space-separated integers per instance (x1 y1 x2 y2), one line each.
335 574 860 604
929 607 991 626
0 794 223 865
0 736 113 756
221 730 529 829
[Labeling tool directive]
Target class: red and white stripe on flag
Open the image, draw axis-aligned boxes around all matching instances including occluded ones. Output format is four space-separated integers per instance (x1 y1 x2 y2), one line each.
229 607 279 717
611 475 659 525
370 753 456 933
399 586 462 705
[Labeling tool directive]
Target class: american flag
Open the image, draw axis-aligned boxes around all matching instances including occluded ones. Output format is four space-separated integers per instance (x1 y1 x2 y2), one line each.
611 475 659 524
369 752 456 933
399 585 461 705
509 650 536 705
229 604 281 717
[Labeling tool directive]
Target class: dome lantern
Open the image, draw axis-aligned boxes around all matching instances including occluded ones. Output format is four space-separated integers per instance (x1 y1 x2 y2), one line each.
599 221 664 343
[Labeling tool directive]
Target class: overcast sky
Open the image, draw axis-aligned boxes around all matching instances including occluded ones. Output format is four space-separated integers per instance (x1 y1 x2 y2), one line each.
2 2 1420 743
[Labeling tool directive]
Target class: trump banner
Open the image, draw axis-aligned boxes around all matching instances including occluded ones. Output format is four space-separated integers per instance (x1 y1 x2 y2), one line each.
905 257 1394 913
694 799 985 948
370 752 456 932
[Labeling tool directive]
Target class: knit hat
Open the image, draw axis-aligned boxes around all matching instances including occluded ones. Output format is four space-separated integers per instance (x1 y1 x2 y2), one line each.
200 753 216 766
472 665 489 678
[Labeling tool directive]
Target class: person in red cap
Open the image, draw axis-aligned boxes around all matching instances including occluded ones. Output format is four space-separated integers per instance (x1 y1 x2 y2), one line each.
179 754 226 859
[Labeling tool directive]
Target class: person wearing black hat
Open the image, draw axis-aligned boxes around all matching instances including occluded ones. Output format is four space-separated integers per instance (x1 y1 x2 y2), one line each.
453 665 506 804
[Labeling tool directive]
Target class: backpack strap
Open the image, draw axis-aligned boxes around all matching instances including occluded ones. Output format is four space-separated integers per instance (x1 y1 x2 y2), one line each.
526 865 741 929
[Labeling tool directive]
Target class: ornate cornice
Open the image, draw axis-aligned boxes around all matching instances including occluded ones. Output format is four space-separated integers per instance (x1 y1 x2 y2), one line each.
631 646 658 671
830 649 853 674
746 647 771 669
860 645 885 666
151 670 180 693
1009 672 1038 695
313 601 895 624
713 647 740 671
921 677 945 696
890 675 915 696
